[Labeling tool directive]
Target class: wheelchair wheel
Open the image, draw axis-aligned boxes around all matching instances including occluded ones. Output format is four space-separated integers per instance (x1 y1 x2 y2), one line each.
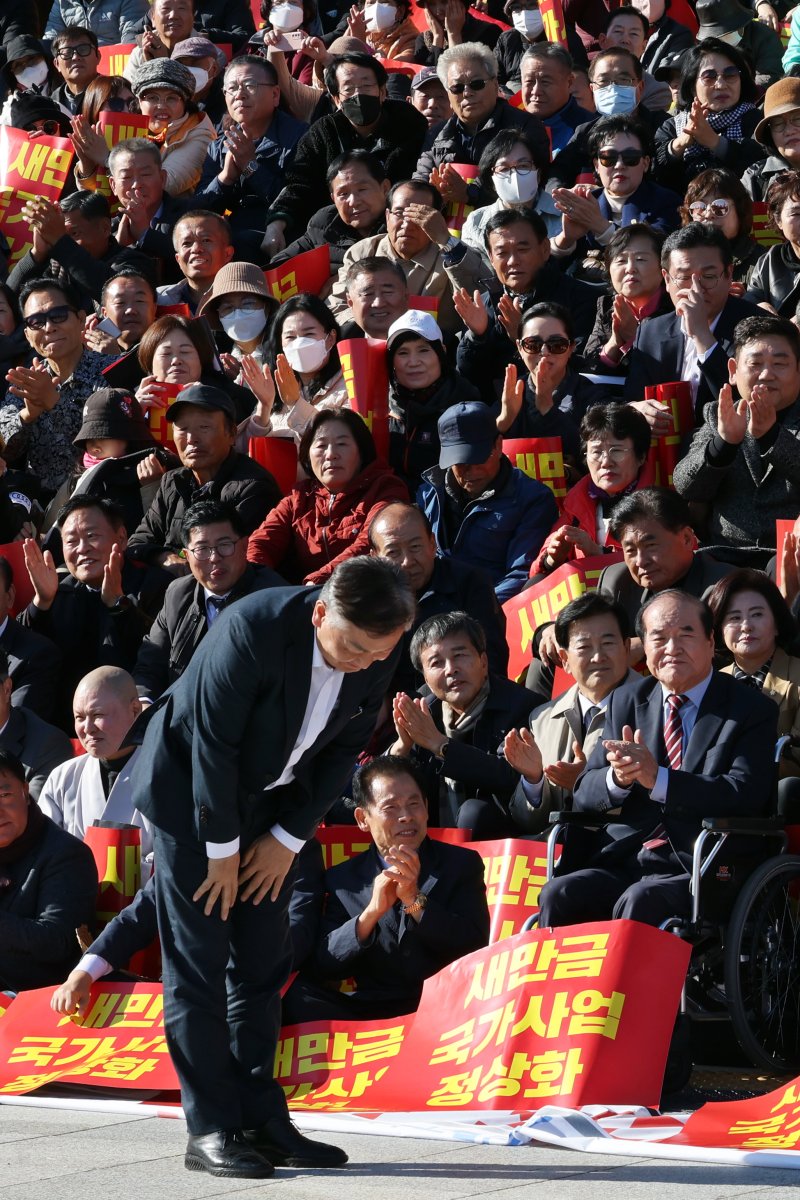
723 854 800 1073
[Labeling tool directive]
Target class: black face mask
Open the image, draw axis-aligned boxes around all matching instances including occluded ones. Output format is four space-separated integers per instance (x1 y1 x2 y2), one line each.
340 93 382 127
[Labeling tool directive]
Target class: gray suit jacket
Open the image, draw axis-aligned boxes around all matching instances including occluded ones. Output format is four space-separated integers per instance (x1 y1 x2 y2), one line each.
0 705 73 802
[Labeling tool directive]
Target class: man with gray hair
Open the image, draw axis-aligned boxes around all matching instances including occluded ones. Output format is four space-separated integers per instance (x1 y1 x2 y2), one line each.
415 42 549 207
130 556 415 1178
520 43 594 155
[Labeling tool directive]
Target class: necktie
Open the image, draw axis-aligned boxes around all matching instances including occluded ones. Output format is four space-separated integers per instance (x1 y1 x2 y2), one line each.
583 705 600 736
664 693 688 770
208 596 227 612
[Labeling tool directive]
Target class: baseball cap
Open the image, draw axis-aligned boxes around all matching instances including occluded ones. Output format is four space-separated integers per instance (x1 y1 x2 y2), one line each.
411 66 444 92
438 401 498 469
166 383 236 422
386 309 443 349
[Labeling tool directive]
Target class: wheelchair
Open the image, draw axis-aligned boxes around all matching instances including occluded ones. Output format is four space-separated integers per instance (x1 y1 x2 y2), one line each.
528 735 800 1078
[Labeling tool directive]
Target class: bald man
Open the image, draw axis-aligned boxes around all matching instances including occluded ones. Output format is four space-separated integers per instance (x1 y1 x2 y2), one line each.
38 666 153 864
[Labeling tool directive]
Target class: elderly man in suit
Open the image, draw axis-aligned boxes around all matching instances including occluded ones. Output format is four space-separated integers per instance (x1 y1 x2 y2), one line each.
283 756 490 1023
536 590 778 929
506 592 637 834
129 557 415 1180
626 223 760 428
0 555 61 721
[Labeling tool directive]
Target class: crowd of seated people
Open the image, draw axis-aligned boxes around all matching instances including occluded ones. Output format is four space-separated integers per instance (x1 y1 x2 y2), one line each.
0 0 798 1049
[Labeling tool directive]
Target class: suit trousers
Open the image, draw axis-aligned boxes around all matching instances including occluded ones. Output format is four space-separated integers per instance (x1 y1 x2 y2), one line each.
538 863 692 929
153 829 296 1135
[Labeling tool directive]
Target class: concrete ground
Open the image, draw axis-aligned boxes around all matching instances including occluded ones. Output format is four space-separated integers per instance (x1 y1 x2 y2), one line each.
3 1070 800 1200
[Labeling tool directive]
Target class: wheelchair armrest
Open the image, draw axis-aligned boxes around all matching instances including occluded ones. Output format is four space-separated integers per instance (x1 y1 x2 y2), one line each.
700 816 786 836
548 811 612 826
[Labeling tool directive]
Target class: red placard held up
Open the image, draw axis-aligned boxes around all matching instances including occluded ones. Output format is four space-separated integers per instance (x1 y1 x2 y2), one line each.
540 0 568 46
0 127 75 262
264 245 331 303
97 43 136 77
248 435 298 496
338 337 390 460
503 436 567 503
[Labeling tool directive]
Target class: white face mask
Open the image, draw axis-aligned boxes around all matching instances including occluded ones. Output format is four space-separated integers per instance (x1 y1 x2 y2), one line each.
14 60 48 89
283 335 329 373
366 2 398 31
185 65 209 94
493 167 539 204
512 9 544 38
270 2 304 31
716 29 742 46
219 307 268 344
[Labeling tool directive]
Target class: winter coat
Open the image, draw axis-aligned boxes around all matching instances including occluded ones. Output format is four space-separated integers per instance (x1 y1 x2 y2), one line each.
45 0 150 44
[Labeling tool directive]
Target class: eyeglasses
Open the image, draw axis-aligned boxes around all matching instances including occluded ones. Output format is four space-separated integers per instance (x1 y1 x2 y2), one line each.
518 335 571 354
668 270 725 288
54 43 95 59
698 66 740 86
688 199 731 218
23 305 76 331
585 443 632 462
592 74 637 87
596 149 644 167
32 120 61 135
104 96 134 112
770 113 800 135
185 538 242 561
448 78 492 95
493 161 536 177
223 80 272 96
218 299 265 316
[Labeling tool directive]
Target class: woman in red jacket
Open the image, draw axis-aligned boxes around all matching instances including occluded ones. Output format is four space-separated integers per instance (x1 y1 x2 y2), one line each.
532 403 654 578
247 407 408 584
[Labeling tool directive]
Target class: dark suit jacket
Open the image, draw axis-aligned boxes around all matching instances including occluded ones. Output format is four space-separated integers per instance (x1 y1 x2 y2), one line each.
0 705 73 802
134 563 285 700
131 586 402 846
572 671 778 872
0 816 98 992
0 616 61 722
626 295 761 419
597 551 738 627
300 837 489 1016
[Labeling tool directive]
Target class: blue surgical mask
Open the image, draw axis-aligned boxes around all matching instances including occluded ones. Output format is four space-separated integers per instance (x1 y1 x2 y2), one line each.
593 83 638 116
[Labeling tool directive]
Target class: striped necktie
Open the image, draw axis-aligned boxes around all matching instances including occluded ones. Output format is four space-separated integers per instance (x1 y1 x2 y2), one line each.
664 693 688 770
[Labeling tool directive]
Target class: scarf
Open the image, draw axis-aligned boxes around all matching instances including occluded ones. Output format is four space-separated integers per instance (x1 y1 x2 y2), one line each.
0 801 47 893
732 658 772 690
674 101 756 167
585 473 640 513
438 681 491 826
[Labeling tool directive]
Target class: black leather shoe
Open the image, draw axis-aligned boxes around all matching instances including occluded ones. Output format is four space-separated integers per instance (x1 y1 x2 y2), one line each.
185 1130 274 1177
242 1119 348 1168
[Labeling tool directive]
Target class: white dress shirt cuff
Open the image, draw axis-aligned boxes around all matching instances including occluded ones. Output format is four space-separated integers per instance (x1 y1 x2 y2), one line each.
698 341 718 363
650 765 669 804
519 775 544 806
206 837 240 858
271 823 305 853
79 953 112 981
606 766 631 803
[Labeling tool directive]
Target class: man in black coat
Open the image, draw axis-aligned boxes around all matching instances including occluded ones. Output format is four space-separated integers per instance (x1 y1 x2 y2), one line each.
283 756 490 1023
368 500 508 693
128 558 416 1179
134 499 284 701
0 749 97 994
266 54 428 250
20 496 172 730
391 611 541 837
0 554 61 721
537 591 778 929
626 224 761 424
127 384 280 567
0 648 71 800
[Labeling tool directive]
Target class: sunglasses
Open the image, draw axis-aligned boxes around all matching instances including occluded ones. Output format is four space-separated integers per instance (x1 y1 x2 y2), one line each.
448 78 491 95
596 149 644 167
518 335 571 355
23 304 76 331
688 198 730 218
32 120 61 135
104 96 134 112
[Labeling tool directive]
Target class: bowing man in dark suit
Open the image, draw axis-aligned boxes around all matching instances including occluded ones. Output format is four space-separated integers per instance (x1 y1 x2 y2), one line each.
0 648 72 801
538 590 778 930
0 555 61 722
283 757 490 1023
129 557 415 1180
626 223 760 427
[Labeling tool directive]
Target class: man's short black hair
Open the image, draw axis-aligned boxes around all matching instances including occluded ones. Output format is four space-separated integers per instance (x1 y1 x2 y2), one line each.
345 255 407 292
733 314 800 363
0 748 28 785
225 54 277 85
554 592 630 650
604 5 648 38
180 499 246 547
101 268 157 307
409 611 486 673
386 179 444 214
56 495 127 533
352 754 428 811
588 47 643 82
325 53 387 96
636 589 714 641
19 279 82 314
59 191 111 220
661 221 733 271
326 149 388 189
484 207 547 249
319 557 415 636
52 25 99 53
608 486 693 542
